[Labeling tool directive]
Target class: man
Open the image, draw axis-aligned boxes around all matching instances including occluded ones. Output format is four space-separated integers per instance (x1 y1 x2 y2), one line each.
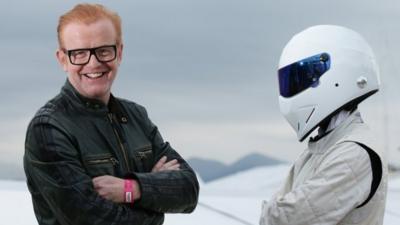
24 3 199 225
260 25 387 225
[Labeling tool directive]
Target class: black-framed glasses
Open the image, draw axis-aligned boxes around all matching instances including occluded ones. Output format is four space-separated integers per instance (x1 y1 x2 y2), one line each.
64 45 117 65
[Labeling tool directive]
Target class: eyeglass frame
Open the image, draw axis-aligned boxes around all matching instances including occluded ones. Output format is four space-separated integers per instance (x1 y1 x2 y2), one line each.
63 45 118 65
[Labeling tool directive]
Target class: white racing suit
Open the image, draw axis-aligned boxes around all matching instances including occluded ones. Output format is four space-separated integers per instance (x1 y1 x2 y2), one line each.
260 110 387 225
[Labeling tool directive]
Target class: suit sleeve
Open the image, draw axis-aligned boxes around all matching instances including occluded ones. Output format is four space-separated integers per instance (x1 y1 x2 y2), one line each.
131 104 200 213
260 142 372 225
24 115 163 225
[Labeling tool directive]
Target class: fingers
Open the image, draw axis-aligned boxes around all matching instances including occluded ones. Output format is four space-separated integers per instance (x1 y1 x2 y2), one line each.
166 163 180 171
92 175 111 189
152 156 167 172
162 159 178 169
92 176 125 203
152 156 180 172
92 176 104 189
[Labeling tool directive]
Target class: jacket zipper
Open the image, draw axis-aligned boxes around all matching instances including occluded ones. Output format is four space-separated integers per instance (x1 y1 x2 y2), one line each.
87 157 119 166
137 149 152 159
108 113 131 172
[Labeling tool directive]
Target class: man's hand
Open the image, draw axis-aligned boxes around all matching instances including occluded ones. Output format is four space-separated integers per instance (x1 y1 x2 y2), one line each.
92 175 141 203
152 156 180 172
93 156 179 203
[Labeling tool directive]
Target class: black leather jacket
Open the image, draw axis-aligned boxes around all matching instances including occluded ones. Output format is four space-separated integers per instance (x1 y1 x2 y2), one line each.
24 80 199 225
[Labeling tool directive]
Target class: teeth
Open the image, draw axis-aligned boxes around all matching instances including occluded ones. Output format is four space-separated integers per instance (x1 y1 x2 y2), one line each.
84 72 104 78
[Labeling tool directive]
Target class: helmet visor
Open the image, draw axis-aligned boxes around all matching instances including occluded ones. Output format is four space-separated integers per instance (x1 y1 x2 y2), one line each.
278 53 331 98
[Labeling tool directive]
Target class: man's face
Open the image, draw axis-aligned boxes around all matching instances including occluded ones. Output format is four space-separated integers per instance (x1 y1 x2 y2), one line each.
56 19 123 104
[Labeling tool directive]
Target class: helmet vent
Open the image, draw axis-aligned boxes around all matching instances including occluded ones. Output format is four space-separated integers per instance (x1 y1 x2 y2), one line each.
357 77 368 89
305 108 315 124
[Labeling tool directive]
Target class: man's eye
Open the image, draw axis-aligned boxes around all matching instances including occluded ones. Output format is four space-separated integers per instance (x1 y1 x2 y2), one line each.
72 51 88 58
97 49 112 56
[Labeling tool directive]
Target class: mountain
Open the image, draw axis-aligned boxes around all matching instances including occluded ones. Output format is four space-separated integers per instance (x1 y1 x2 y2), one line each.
0 153 284 182
187 153 284 182
187 158 228 182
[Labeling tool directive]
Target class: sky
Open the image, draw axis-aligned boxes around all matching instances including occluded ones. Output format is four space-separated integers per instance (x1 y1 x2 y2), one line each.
1 0 400 177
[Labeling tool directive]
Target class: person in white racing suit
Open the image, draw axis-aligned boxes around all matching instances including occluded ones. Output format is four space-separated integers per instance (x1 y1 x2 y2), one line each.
260 25 387 225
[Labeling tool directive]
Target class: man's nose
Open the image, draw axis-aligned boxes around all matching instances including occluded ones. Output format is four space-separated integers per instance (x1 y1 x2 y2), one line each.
86 53 102 66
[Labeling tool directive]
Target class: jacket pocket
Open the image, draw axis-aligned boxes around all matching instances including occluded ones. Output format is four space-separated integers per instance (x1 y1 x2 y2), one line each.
134 145 154 172
84 153 119 178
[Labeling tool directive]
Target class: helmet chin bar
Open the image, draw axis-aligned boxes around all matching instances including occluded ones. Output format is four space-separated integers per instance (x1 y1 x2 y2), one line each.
298 90 378 142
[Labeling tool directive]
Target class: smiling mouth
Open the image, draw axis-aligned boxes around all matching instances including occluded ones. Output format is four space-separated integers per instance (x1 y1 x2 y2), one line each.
82 72 108 79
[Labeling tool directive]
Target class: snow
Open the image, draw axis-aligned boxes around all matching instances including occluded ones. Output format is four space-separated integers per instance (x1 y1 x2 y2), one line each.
1 166 399 225
0 180 36 224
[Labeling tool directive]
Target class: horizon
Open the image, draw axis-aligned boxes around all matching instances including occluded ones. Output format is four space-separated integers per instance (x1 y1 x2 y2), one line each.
0 151 285 181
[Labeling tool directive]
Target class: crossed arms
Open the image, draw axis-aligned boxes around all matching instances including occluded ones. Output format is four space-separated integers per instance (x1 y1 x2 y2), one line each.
24 113 199 225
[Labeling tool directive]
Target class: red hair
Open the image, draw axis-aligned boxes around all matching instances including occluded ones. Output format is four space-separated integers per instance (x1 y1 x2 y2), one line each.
57 4 122 48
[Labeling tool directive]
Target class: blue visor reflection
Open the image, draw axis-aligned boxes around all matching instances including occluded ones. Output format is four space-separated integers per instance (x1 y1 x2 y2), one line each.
278 53 331 98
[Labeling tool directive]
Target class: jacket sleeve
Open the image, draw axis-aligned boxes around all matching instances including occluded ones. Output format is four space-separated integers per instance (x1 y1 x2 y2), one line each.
24 115 163 225
260 142 372 225
131 104 199 213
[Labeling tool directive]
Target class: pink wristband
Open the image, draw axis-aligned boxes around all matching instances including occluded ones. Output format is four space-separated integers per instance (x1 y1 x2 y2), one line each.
124 179 135 204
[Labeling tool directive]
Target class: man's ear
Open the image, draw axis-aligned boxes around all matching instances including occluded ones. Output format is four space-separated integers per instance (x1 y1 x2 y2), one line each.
56 49 68 72
117 43 123 65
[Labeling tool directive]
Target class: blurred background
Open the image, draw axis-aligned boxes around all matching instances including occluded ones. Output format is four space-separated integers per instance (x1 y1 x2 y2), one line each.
0 0 399 224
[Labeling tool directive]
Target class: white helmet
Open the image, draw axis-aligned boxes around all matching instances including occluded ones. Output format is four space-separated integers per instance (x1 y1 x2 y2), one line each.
278 25 380 141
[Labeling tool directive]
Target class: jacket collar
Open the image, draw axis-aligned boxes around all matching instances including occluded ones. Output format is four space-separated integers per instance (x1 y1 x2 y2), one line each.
308 110 364 154
61 79 128 123
62 79 106 110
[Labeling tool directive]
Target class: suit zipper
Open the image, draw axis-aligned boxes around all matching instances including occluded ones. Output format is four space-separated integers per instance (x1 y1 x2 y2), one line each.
108 113 131 172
